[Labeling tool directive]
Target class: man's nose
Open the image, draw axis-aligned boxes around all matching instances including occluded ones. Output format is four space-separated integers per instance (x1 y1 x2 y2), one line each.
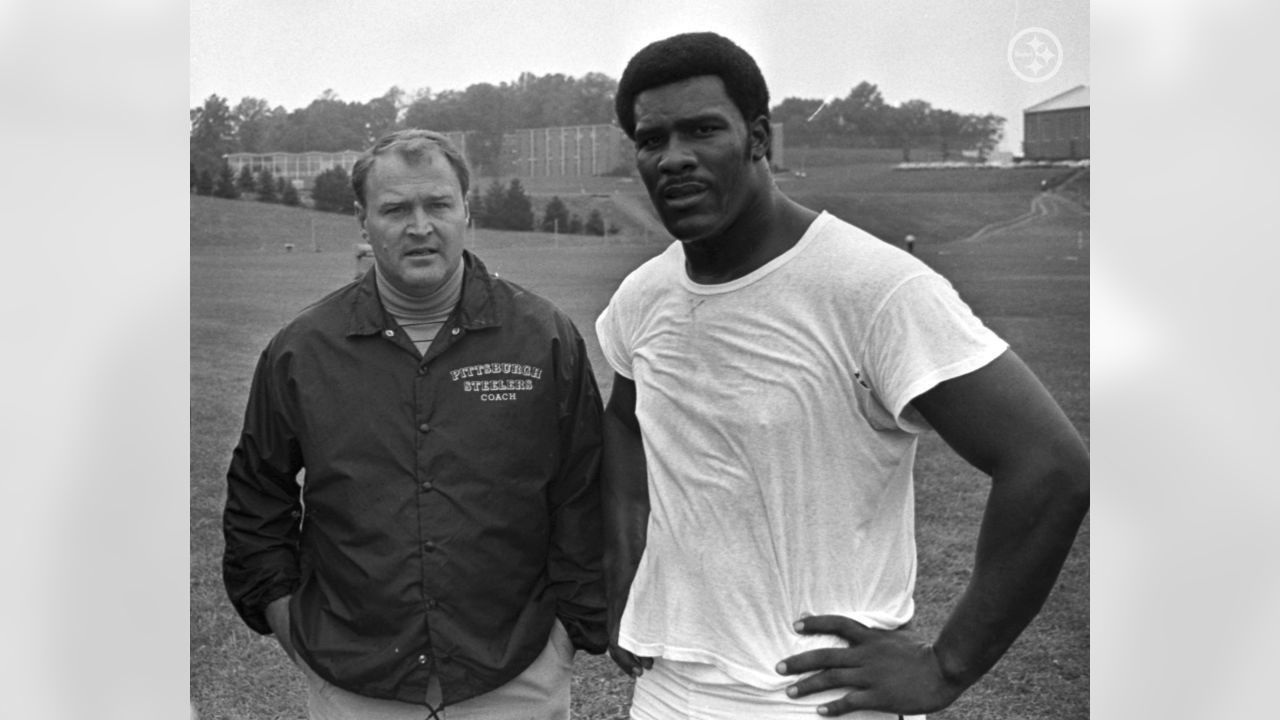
407 207 434 235
657 138 696 174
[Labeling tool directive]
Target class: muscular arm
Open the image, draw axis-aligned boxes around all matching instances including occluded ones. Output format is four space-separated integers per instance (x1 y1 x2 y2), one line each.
779 350 1089 715
601 374 654 676
914 349 1090 688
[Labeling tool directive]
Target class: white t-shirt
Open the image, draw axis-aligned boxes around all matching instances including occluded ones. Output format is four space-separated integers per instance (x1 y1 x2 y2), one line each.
595 212 1008 690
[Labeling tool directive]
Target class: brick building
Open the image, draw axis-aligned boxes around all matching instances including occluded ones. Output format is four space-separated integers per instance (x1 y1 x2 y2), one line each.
1023 85 1089 160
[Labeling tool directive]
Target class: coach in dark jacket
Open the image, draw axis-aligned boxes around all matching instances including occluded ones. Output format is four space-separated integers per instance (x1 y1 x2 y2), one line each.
223 129 606 719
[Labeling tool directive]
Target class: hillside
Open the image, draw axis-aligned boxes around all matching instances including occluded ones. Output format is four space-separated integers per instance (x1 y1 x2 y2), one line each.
194 150 1084 258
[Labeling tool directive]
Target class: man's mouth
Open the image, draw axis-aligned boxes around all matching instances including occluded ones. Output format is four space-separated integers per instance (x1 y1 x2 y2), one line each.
662 181 708 207
404 247 437 258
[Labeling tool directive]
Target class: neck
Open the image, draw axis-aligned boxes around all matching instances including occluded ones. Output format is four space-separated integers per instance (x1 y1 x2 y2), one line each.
682 187 819 284
375 258 464 319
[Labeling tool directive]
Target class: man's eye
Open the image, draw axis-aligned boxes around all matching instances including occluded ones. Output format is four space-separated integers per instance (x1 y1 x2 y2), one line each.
637 135 661 151
694 125 718 136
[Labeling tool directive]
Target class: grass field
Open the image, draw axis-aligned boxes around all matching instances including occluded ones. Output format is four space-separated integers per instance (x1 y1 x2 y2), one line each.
191 160 1088 720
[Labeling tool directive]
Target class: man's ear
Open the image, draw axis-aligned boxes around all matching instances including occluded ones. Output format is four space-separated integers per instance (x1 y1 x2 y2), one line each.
749 117 772 163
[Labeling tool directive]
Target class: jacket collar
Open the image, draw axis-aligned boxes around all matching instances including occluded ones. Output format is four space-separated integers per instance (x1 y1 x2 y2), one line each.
346 250 502 337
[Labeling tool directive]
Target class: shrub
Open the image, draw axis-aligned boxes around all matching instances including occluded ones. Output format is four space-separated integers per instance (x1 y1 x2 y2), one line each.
312 166 356 214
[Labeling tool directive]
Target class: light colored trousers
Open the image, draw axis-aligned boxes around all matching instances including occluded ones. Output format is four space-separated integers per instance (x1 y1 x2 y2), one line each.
302 619 574 720
630 657 925 720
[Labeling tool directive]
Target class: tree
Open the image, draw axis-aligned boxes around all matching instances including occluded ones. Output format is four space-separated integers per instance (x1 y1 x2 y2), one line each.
236 164 257 193
190 94 236 177
257 168 279 203
281 179 301 207
890 99 934 162
504 179 534 231
365 86 405 141
933 109 964 161
213 161 240 199
585 208 606 236
233 97 274 153
841 81 888 138
468 188 487 228
196 169 214 196
541 196 569 233
312 166 356 214
961 113 1005 161
480 179 508 229
567 213 583 234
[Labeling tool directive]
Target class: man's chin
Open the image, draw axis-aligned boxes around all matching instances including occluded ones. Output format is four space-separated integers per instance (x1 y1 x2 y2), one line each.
670 225 721 246
663 214 719 244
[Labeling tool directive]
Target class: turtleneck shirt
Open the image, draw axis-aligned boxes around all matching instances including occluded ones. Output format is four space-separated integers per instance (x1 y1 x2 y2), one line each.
374 260 464 356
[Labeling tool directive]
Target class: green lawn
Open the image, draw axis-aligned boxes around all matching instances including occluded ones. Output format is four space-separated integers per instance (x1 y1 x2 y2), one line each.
191 160 1088 720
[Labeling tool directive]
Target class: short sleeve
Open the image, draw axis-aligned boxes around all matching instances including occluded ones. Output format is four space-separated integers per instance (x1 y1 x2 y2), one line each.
862 273 1008 433
595 296 634 380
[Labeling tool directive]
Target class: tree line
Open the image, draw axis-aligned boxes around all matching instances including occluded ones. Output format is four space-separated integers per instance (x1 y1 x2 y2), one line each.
192 162 301 207
771 81 1005 161
471 181 614 236
191 72 1005 181
194 159 613 237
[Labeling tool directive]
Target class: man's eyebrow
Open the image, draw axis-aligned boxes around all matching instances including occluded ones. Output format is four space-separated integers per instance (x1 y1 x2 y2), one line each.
377 191 454 203
677 112 730 124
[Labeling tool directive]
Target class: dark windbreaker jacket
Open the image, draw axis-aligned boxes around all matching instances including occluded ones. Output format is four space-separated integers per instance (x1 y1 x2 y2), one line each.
222 251 607 706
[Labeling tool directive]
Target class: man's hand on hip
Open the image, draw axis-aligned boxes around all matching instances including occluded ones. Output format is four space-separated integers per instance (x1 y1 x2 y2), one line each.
776 615 965 717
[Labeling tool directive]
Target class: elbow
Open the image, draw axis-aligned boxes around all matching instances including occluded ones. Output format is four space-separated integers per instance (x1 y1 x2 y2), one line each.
1046 439 1090 520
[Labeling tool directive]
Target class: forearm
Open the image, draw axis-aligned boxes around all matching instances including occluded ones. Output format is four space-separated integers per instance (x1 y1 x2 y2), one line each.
932 457 1089 688
601 410 649 618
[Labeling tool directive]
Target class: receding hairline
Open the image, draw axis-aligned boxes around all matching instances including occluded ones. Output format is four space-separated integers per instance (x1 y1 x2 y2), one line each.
360 146 463 200
352 130 471 206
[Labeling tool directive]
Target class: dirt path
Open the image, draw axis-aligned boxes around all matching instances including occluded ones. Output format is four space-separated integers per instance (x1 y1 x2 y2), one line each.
960 191 1089 243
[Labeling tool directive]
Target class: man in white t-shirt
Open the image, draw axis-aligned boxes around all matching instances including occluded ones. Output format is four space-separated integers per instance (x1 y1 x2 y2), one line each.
596 32 1089 719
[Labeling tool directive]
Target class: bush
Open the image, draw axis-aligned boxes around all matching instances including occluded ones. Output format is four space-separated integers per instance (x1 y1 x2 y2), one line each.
503 179 534 231
281 181 301 207
476 179 534 231
236 165 256 193
541 196 570 233
213 161 239 199
585 209 605 236
312 166 356 214
257 169 278 203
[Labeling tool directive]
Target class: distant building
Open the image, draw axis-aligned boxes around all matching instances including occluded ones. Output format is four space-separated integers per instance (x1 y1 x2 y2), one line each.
499 122 787 179
224 131 472 189
501 124 632 179
1023 85 1089 160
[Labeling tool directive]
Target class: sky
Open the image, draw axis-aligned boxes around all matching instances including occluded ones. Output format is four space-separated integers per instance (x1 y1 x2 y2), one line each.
190 0 1089 153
